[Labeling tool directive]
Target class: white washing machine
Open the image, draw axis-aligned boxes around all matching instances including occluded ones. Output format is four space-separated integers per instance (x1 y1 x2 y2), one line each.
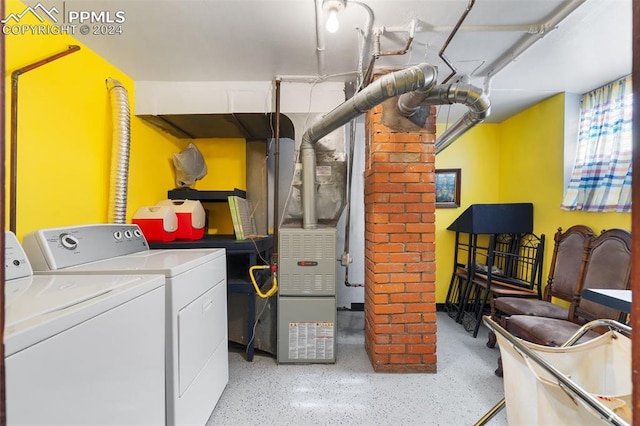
23 224 228 426
4 231 166 425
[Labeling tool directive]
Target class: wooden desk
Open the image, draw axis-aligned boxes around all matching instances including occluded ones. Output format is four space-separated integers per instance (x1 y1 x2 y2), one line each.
150 234 274 361
581 289 632 314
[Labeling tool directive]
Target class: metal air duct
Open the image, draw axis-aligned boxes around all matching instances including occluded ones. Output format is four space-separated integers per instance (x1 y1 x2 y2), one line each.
106 78 131 224
301 65 490 229
300 63 438 229
398 82 491 154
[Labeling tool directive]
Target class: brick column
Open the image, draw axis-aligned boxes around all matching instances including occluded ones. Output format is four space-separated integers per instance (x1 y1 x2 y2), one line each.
363 93 438 373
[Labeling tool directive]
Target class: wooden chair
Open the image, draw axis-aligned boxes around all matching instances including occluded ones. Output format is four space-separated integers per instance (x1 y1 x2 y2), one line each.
460 232 546 338
487 225 595 348
505 228 631 347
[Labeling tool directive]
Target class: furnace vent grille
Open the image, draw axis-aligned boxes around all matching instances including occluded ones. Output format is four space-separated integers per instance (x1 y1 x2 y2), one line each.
278 227 336 296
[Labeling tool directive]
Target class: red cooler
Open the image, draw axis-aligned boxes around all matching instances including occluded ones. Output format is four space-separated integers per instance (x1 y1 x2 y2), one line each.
132 205 178 242
156 199 206 240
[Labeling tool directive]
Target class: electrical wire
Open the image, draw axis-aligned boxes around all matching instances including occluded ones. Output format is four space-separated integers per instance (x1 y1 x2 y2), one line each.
245 295 271 354
246 237 269 265
244 83 276 241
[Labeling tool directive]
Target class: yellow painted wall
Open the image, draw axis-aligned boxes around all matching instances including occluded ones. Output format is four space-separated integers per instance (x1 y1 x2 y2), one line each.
187 138 247 235
498 93 630 284
4 0 247 241
5 2 628 292
434 123 501 302
434 94 631 303
4 0 180 240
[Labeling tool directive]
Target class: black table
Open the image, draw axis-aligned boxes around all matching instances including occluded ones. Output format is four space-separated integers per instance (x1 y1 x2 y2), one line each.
150 234 274 361
581 289 632 314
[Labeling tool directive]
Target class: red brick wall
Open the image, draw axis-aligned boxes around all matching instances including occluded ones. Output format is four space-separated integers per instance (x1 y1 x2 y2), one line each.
363 95 438 373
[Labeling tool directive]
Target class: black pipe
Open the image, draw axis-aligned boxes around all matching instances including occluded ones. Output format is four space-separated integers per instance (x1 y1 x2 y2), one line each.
9 45 80 234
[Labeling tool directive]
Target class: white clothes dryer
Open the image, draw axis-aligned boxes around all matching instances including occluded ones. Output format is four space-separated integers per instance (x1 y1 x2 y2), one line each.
4 231 165 425
23 224 228 426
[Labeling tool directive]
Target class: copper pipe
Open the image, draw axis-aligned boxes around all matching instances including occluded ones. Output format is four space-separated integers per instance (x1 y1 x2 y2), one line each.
439 0 475 84
374 20 417 59
272 78 281 259
0 0 6 421
375 33 414 57
9 45 80 234
369 20 416 87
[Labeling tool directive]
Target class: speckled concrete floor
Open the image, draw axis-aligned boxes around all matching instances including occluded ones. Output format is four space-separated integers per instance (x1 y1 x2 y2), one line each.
207 311 508 426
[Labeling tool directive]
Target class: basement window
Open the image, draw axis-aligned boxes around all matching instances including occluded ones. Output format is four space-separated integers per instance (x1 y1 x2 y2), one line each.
561 75 632 213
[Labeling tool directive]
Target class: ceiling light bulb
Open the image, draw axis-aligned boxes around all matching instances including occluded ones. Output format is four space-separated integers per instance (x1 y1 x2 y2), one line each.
326 9 339 33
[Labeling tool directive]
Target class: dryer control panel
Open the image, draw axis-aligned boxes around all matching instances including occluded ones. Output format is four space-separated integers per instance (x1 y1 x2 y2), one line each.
22 224 149 271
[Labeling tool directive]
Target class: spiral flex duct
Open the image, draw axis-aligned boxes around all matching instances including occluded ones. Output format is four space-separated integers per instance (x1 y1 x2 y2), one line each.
106 78 131 224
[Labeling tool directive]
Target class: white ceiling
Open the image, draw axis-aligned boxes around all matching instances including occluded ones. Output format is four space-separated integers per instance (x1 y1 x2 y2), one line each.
51 0 631 124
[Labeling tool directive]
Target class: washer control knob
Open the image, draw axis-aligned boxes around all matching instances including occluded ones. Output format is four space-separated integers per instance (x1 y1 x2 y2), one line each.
60 233 79 250
113 231 122 240
124 230 133 239
133 229 142 238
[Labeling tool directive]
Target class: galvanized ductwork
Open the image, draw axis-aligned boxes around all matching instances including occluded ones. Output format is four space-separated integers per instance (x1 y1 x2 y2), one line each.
300 63 490 230
398 82 491 153
106 78 131 224
300 63 438 229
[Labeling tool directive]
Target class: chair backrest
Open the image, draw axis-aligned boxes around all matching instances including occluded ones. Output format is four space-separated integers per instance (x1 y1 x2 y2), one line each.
488 233 545 294
571 228 632 323
491 233 516 274
544 225 595 303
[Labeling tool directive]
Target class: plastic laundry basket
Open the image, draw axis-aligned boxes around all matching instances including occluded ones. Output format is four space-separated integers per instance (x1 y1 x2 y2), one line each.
496 328 631 425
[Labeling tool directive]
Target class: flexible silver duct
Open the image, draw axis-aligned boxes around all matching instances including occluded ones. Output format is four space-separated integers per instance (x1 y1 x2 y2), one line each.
106 78 131 224
398 82 491 153
300 63 438 229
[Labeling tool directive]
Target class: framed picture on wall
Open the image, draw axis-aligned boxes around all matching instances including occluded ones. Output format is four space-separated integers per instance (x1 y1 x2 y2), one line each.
435 169 461 208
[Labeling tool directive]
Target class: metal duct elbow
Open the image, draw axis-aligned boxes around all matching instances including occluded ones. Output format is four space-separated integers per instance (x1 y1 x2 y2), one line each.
106 78 131 224
397 85 435 118
300 63 438 229
403 82 490 154
434 84 490 153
